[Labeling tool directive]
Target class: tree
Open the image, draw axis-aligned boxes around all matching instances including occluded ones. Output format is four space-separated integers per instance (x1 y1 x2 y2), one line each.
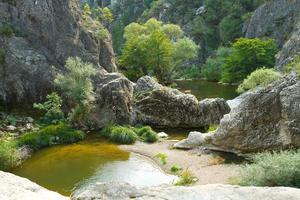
221 38 278 83
120 18 198 84
54 57 96 126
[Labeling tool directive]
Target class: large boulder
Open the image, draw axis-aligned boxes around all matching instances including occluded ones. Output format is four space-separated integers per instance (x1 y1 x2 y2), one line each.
0 171 67 200
72 182 300 200
244 0 300 69
0 0 116 106
131 76 230 128
88 71 134 129
210 73 300 153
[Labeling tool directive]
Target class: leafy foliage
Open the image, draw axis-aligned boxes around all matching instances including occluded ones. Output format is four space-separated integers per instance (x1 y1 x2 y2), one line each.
221 38 278 83
0 140 21 171
237 68 282 93
17 123 85 151
120 18 198 84
33 92 64 124
233 150 300 188
54 57 97 126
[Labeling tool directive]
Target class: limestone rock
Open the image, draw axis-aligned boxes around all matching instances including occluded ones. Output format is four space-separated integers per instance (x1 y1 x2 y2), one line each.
71 182 300 200
211 73 300 153
0 171 67 200
157 132 169 139
174 131 212 149
132 76 230 128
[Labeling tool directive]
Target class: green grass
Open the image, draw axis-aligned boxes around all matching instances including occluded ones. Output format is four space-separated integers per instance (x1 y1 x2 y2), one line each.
17 123 85 151
175 169 196 186
171 164 182 173
232 150 300 188
0 140 21 171
155 153 168 165
101 124 158 144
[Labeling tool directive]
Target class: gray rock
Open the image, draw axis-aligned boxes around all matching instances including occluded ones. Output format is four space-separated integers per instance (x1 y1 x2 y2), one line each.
0 0 116 106
174 131 213 150
244 0 300 69
157 132 169 138
211 73 300 153
0 171 67 200
71 182 300 200
4 125 17 132
132 76 230 128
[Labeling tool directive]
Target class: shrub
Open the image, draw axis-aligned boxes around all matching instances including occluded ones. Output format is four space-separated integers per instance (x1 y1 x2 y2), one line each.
284 55 300 75
109 126 138 144
33 92 64 124
0 24 15 37
237 68 282 93
55 57 96 126
134 126 158 143
221 38 278 83
233 150 300 188
175 170 196 186
155 153 168 165
0 140 21 171
17 123 85 151
171 164 182 173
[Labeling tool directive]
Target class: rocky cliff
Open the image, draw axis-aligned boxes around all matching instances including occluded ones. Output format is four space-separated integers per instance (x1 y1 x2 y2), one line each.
245 0 300 69
0 0 116 106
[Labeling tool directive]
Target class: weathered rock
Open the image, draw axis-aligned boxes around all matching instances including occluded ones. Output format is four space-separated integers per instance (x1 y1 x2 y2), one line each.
157 132 169 139
4 125 17 132
210 73 300 153
244 0 300 69
72 182 300 200
88 71 134 129
0 171 67 200
0 0 116 106
174 131 213 150
131 76 230 128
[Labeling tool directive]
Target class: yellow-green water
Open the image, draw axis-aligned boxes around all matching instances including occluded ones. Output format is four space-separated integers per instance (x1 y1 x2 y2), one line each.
12 136 177 196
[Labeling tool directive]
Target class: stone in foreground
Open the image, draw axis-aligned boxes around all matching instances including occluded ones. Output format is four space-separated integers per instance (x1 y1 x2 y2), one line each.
0 171 67 200
72 182 300 200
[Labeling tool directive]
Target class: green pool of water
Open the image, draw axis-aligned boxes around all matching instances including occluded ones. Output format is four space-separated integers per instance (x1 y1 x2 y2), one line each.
175 79 238 100
12 136 177 196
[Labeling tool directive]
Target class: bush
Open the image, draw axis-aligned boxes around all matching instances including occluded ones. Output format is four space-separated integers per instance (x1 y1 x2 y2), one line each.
171 164 182 173
109 126 138 144
233 150 300 188
134 126 158 143
237 68 282 93
221 38 278 83
155 153 168 165
0 140 21 171
284 55 300 75
175 170 196 186
33 92 65 124
17 123 85 151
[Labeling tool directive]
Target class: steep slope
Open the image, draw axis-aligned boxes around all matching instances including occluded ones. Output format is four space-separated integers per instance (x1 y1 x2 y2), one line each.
0 0 116 106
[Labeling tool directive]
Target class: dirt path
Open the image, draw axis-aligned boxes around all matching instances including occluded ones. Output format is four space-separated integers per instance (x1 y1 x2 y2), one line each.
120 140 242 185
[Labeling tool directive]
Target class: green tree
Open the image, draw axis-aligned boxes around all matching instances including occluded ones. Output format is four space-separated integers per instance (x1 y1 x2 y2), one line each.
33 92 64 124
120 18 197 83
54 57 96 126
221 38 278 83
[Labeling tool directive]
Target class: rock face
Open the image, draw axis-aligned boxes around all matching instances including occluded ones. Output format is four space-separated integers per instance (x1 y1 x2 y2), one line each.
72 182 300 200
210 73 300 153
245 0 300 69
0 0 116 106
131 76 230 128
0 171 67 200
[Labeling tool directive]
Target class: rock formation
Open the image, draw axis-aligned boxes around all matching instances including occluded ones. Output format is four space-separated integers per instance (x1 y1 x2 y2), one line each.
0 171 67 200
72 182 300 200
0 0 116 106
175 73 300 153
131 76 230 128
245 0 300 69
